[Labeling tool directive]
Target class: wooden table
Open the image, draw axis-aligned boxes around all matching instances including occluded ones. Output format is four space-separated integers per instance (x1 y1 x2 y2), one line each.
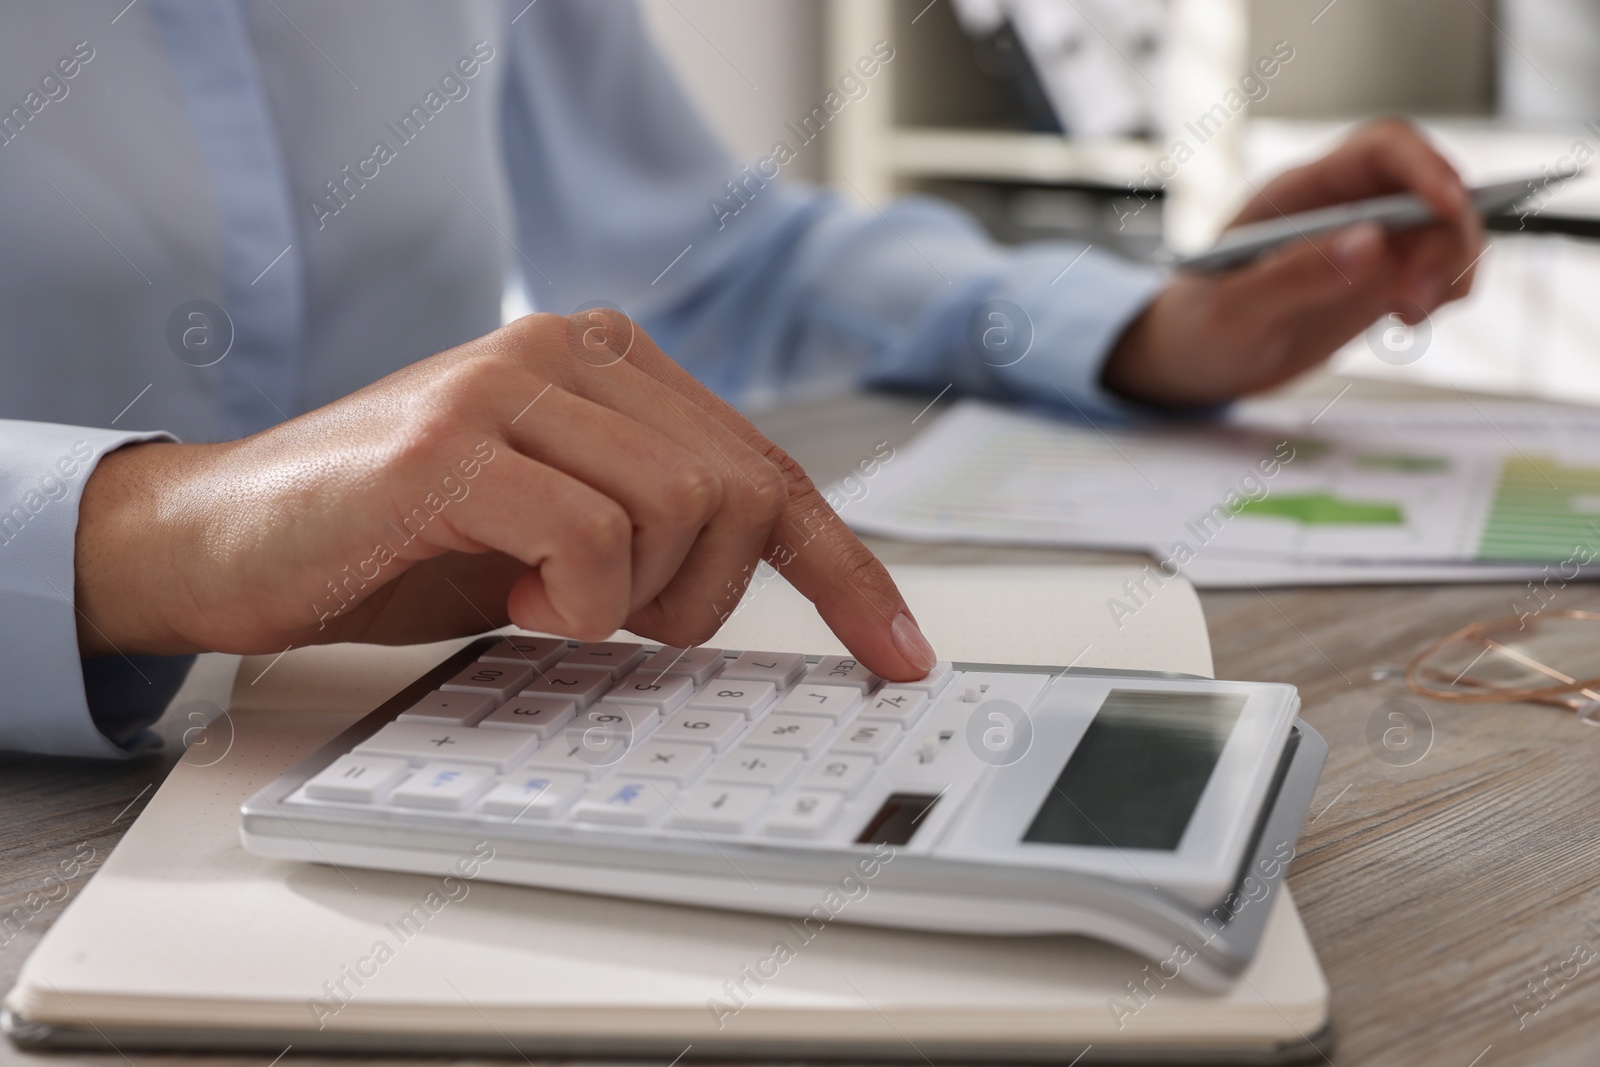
5 377 1599 1067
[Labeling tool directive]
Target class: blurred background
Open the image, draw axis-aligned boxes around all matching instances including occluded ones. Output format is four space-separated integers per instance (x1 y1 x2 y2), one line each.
630 0 1600 407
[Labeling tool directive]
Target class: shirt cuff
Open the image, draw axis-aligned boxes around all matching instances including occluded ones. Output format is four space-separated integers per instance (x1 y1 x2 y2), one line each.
992 242 1173 424
0 421 179 757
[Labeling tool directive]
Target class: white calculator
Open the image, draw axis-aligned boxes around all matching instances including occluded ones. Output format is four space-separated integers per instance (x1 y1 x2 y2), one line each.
241 635 1326 989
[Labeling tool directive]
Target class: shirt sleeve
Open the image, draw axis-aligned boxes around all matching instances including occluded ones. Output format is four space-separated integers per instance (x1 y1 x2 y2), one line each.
498 0 1169 422
0 420 187 758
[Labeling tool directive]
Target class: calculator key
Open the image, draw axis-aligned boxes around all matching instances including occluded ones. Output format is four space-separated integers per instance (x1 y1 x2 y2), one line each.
830 720 903 762
720 651 806 690
688 679 777 719
605 670 694 713
440 662 534 702
803 656 879 693
397 690 496 727
656 708 747 751
639 646 725 685
799 753 878 797
388 763 494 810
478 771 586 819
304 755 410 802
522 736 631 779
520 665 614 708
574 702 660 740
355 722 540 772
617 739 713 782
763 791 842 838
570 778 672 825
742 712 835 757
858 688 929 729
774 684 861 722
707 747 805 788
895 661 953 697
561 642 646 678
666 784 770 833
479 636 569 671
478 697 577 739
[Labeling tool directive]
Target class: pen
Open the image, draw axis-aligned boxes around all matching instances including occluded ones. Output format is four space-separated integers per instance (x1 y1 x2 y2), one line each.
1171 173 1572 273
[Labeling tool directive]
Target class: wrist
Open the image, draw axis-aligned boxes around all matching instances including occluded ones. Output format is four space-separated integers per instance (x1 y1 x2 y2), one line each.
75 440 212 658
1101 293 1185 409
1100 281 1232 411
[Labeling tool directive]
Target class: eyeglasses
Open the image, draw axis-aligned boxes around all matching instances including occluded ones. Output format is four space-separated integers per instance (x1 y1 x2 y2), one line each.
1407 609 1600 726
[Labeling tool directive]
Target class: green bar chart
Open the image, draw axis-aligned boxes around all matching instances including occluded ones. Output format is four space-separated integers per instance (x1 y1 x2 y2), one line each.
1476 456 1600 561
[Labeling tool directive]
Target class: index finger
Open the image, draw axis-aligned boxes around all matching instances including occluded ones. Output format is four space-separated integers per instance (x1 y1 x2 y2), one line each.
578 309 939 682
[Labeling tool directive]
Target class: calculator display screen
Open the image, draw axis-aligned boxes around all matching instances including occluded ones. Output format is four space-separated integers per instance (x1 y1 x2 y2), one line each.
1021 689 1247 851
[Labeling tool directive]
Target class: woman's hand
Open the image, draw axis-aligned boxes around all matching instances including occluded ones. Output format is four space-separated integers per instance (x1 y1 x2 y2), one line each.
74 311 939 680
1103 119 1484 408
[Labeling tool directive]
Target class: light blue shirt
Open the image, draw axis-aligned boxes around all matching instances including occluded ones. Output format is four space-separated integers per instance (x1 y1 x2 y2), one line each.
0 0 1164 757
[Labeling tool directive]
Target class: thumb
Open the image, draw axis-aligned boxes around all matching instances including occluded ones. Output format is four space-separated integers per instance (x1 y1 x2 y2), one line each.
764 476 938 683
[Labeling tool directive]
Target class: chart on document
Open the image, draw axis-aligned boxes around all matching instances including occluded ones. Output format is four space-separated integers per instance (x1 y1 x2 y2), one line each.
837 400 1600 566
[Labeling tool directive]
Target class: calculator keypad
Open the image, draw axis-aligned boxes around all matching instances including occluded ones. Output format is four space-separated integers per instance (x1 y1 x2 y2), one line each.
294 639 991 847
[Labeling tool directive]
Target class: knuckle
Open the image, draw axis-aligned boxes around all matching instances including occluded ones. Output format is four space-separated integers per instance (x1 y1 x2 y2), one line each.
663 460 723 523
744 443 800 519
497 313 575 383
564 306 638 369
501 311 567 351
563 497 632 560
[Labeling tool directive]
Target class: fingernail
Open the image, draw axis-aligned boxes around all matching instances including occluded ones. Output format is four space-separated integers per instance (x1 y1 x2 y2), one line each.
1331 222 1382 269
891 612 937 673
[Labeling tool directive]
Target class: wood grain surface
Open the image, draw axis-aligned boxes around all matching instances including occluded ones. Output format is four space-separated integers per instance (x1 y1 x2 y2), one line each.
4 378 1598 1067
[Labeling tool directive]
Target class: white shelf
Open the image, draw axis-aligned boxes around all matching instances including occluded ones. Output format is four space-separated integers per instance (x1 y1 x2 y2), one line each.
888 128 1160 188
826 0 1252 249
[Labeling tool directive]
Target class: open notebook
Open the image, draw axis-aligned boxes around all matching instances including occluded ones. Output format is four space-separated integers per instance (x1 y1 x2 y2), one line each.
3 565 1331 1062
